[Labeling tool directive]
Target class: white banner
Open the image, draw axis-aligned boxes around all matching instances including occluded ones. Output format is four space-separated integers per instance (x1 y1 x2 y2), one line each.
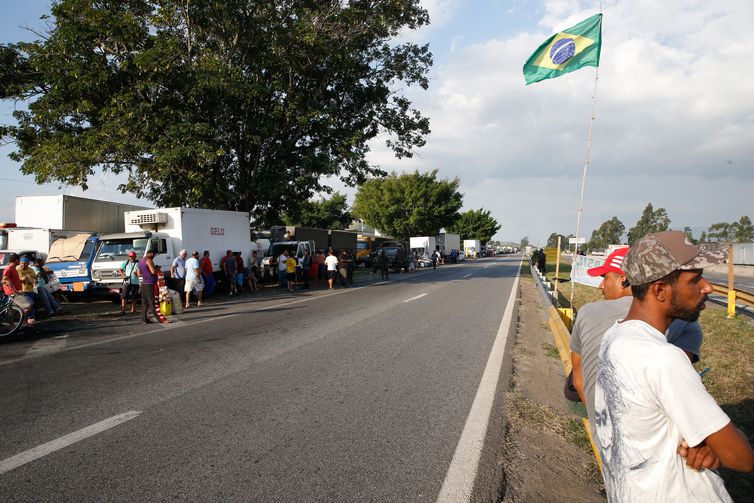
570 255 604 287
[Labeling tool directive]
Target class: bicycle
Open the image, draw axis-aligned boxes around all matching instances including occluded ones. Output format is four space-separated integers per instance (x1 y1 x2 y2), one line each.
0 293 26 340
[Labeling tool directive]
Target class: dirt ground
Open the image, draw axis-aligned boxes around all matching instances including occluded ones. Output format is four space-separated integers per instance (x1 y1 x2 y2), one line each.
500 273 604 502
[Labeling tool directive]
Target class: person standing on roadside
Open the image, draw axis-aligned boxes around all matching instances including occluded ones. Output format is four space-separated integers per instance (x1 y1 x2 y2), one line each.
594 231 753 501
118 251 140 314
325 249 339 289
430 249 438 270
278 249 288 288
184 251 204 307
377 250 389 280
171 249 187 304
138 249 167 324
285 251 297 292
199 250 215 296
301 248 312 289
222 249 238 296
248 251 260 294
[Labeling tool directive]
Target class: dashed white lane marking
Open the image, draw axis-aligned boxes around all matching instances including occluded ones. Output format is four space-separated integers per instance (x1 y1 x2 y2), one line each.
24 336 68 357
0 410 142 475
462 274 473 278
402 293 428 303
373 281 391 285
436 259 522 503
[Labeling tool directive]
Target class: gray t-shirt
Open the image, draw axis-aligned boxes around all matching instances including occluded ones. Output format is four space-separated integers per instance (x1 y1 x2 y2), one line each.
569 295 703 438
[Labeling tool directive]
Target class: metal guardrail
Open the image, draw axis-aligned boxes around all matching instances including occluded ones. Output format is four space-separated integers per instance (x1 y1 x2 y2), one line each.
710 282 754 307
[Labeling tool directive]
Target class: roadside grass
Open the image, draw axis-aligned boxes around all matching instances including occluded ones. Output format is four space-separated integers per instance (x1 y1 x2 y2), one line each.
506 390 595 461
537 258 754 500
542 342 560 360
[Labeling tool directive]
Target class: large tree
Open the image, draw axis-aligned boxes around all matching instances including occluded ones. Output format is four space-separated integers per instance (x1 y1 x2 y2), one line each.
282 192 352 230
588 216 625 251
352 170 462 240
731 216 754 243
0 0 432 225
627 203 671 245
707 222 731 243
448 209 501 243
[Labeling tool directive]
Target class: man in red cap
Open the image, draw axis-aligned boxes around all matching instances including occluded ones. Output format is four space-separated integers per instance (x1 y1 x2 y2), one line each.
570 246 703 443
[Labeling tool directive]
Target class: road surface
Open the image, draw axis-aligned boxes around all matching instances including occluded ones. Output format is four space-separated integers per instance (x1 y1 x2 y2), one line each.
0 256 521 502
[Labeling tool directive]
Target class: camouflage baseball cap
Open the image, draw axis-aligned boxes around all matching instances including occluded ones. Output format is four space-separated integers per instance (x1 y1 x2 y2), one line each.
623 231 725 286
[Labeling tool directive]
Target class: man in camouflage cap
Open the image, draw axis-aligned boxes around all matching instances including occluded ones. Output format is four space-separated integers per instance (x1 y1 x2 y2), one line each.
592 231 753 502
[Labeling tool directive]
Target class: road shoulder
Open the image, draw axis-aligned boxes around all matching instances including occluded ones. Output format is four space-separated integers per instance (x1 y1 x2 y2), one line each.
499 273 604 502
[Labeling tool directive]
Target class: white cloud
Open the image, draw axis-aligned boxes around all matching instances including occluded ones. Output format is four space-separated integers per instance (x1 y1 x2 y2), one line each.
369 0 754 243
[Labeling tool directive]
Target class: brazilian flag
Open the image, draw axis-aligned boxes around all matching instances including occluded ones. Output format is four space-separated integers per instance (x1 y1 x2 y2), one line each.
523 13 602 85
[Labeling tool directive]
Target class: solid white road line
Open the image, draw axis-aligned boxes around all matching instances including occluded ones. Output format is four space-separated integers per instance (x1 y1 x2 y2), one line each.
435 260 521 503
0 410 142 475
373 281 391 285
462 274 473 278
402 293 428 303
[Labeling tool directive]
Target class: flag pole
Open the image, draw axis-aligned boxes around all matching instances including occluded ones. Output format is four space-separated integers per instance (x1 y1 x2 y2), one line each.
570 65 600 308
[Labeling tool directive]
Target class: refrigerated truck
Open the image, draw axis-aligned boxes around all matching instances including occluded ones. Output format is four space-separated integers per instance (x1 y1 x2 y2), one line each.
409 236 436 259
91 208 252 292
464 239 482 258
436 233 461 256
15 194 149 234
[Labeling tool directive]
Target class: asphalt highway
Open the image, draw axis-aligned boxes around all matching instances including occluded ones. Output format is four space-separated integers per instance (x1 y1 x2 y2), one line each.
0 256 521 502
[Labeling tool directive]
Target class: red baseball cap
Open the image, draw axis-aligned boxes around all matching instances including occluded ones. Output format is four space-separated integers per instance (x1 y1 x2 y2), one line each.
587 247 629 277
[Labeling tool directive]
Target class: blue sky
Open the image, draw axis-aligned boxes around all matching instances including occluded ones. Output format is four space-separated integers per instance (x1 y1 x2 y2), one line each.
3 1 754 245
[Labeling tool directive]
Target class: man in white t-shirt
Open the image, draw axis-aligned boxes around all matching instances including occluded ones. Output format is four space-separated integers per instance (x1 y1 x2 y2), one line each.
570 246 704 442
324 249 339 290
184 251 203 307
594 231 753 502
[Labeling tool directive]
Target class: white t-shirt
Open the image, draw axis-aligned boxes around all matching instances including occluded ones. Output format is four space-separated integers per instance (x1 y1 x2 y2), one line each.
324 255 339 271
184 257 200 282
594 320 732 502
278 254 287 272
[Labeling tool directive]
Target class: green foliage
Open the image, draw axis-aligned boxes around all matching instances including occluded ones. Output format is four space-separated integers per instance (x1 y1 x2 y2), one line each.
733 216 754 242
352 170 463 240
704 216 754 243
448 209 501 243
700 231 708 243
520 236 530 249
707 222 731 242
588 216 625 251
282 192 352 230
0 0 432 225
546 233 572 250
627 203 671 245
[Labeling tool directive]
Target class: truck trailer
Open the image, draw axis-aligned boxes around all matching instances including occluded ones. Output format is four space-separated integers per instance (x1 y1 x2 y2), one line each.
436 233 461 256
15 195 149 234
91 208 252 293
409 236 436 259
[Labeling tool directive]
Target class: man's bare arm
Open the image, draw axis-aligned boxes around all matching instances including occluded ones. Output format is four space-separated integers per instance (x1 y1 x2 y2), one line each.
704 422 754 472
571 352 587 406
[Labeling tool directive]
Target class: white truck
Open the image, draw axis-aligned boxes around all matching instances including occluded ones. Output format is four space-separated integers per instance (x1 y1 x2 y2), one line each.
91 207 252 293
1 227 84 256
464 239 482 258
409 236 436 259
436 233 461 256
15 194 149 234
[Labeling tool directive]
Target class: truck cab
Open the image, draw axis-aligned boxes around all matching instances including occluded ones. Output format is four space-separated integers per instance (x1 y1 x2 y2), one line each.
261 240 315 280
91 232 173 294
45 233 102 297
